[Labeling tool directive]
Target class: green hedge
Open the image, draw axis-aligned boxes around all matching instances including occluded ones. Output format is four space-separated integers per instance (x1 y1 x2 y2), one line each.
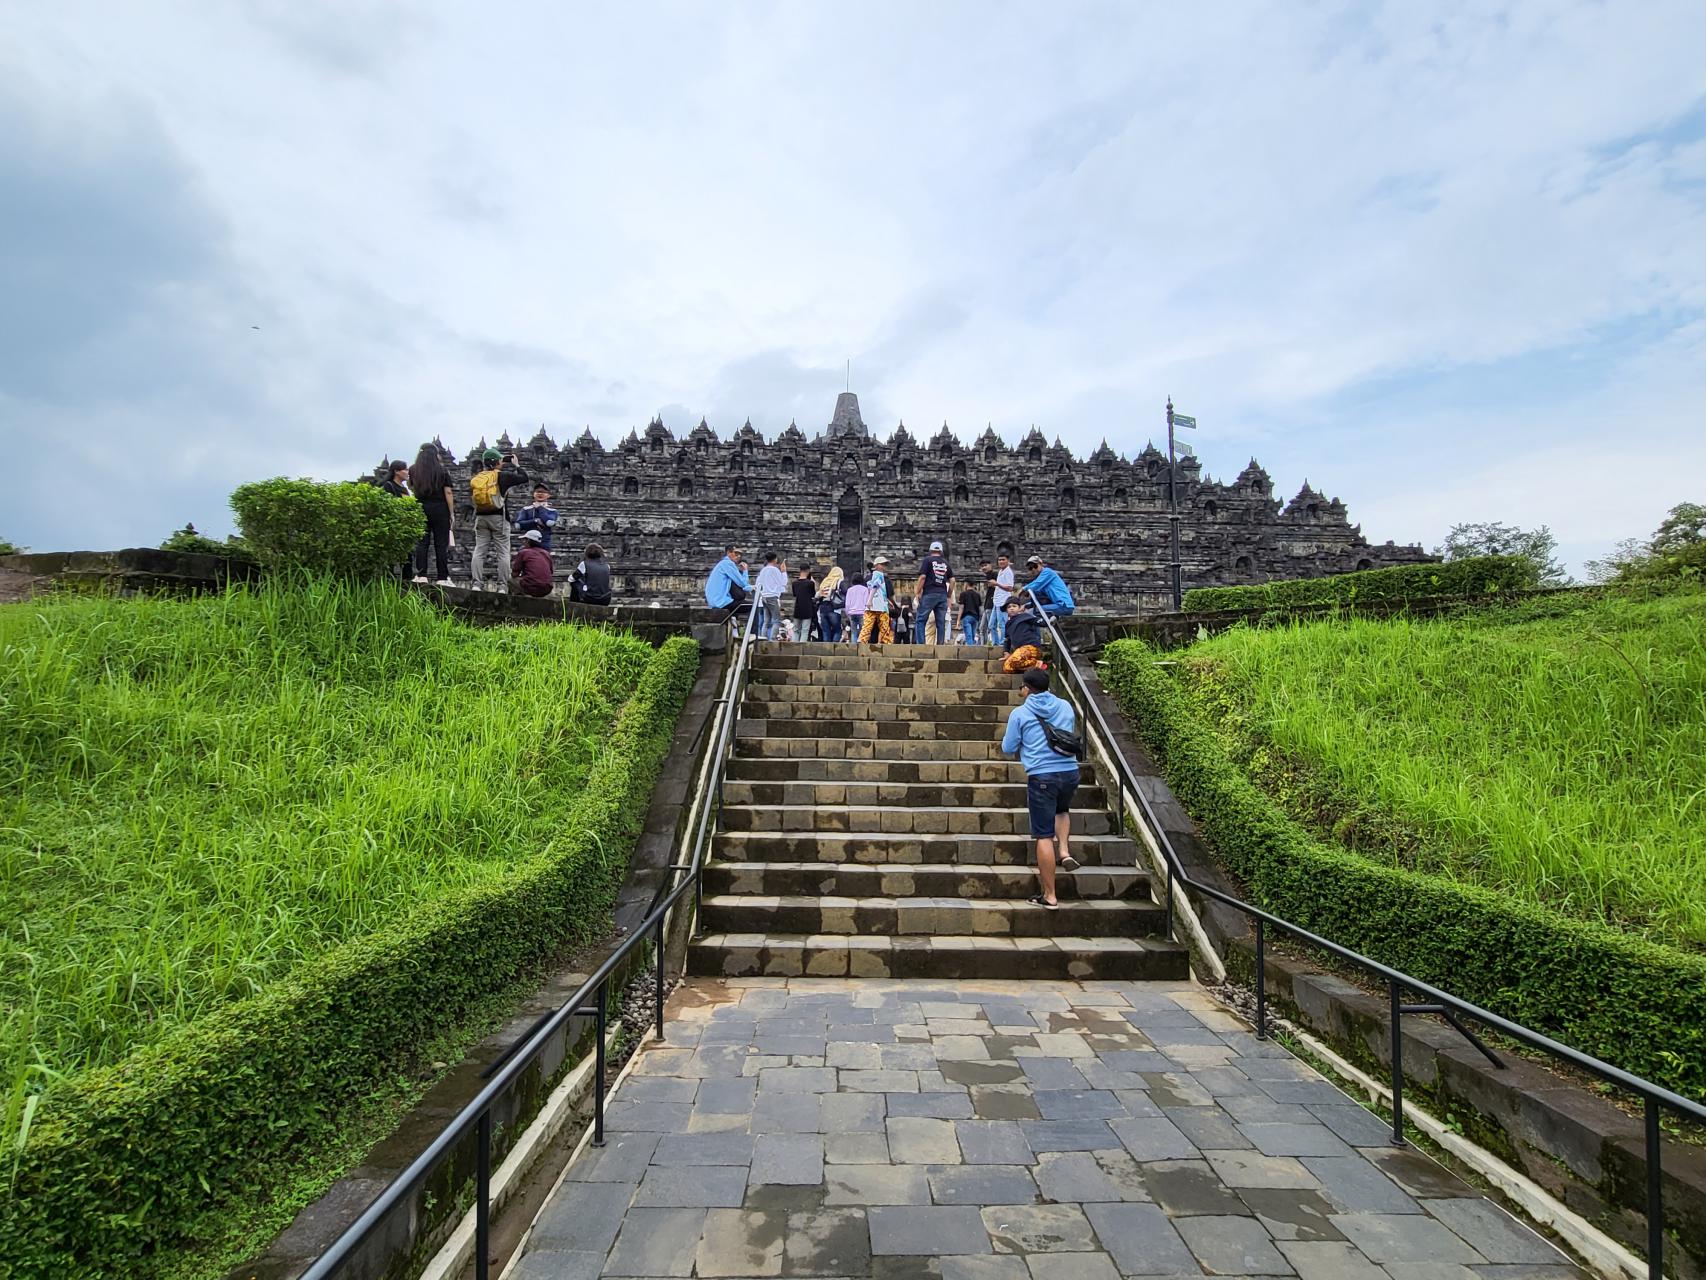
1101 639 1706 1103
1 635 700 1280
232 477 423 578
1182 554 1539 612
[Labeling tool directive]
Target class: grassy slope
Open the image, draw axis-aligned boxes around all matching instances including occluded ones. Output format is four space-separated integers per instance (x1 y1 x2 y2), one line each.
1176 590 1706 950
0 581 653 1084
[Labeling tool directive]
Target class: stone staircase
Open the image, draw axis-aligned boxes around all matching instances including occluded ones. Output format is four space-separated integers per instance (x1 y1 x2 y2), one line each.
688 643 1190 981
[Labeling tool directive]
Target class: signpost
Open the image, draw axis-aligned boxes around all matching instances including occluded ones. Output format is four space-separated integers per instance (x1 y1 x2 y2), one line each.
1166 400 1198 612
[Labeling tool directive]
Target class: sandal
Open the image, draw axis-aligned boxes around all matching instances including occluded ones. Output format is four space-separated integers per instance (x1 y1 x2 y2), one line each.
1027 894 1059 910
1058 856 1081 872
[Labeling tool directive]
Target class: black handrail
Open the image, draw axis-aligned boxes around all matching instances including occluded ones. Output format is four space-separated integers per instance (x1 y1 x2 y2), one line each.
300 592 763 1280
1021 588 1701 1280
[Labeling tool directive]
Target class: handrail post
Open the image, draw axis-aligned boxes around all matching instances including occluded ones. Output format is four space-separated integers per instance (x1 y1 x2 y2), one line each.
592 985 607 1147
1646 1097 1664 1280
1254 918 1267 1040
1389 980 1406 1146
654 914 666 1041
475 1110 492 1280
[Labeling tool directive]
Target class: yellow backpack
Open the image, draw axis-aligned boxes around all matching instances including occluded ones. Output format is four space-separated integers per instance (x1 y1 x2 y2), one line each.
471 467 503 514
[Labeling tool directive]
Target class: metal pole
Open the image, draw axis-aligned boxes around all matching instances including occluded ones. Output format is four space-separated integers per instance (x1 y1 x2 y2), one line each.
593 986 607 1147
1167 399 1182 612
1389 980 1406 1146
1646 1097 1664 1279
1254 919 1267 1040
654 914 666 1041
475 1110 492 1280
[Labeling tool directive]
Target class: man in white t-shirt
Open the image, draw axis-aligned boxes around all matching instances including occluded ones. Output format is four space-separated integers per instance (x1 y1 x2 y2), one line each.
989 551 1016 646
755 552 789 641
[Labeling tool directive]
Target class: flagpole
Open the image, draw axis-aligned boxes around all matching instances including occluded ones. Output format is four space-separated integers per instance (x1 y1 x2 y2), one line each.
1167 398 1181 612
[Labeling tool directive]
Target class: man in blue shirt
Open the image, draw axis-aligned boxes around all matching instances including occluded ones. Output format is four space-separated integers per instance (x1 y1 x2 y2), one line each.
704 545 751 621
514 483 559 550
1024 554 1075 616
1001 666 1083 908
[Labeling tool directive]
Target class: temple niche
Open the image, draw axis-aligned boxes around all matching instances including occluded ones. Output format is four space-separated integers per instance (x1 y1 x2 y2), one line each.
388 392 1428 612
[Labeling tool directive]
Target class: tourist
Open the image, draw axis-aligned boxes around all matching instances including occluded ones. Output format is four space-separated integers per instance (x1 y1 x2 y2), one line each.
1001 665 1083 910
409 444 455 586
815 565 846 644
470 448 530 591
957 578 982 645
859 556 895 645
914 540 954 644
1001 597 1045 674
843 572 869 645
989 551 1016 645
571 543 613 606
791 564 818 642
756 552 788 641
1024 553 1075 616
704 545 751 623
380 461 413 579
895 596 915 645
509 529 554 598
515 482 559 550
976 559 997 643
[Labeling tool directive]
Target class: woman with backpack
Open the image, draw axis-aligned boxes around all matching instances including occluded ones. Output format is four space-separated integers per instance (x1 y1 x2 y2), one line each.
409 445 455 585
815 565 845 644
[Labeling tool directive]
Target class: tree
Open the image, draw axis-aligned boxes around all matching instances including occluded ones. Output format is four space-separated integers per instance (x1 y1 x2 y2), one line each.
1583 502 1704 585
1650 502 1706 556
1435 521 1568 587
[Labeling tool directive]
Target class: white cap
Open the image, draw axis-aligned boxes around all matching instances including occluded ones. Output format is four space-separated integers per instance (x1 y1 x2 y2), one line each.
873 554 890 564
521 528 544 543
929 540 944 551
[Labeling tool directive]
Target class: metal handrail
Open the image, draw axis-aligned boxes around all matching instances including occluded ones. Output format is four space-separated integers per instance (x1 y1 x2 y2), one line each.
1020 588 1701 1280
300 591 763 1280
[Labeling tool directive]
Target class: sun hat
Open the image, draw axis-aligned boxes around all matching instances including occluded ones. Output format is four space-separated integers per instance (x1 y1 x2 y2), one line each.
929 540 944 551
873 554 890 565
521 528 544 542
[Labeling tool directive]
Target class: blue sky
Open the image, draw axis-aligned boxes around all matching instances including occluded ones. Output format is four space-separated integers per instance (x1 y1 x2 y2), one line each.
3 2 1703 575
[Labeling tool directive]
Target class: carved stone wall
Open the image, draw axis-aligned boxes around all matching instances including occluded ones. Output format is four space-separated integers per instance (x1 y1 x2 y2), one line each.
382 392 1428 613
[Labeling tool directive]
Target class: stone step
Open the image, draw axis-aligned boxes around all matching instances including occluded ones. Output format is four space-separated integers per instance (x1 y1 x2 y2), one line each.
751 669 1016 691
732 737 1010 762
698 893 1163 938
744 684 1022 706
740 701 1013 724
751 653 1012 674
703 860 1149 901
736 718 1004 741
712 831 1141 867
782 641 1008 657
686 933 1189 981
720 780 1109 809
724 757 1099 785
718 804 1116 836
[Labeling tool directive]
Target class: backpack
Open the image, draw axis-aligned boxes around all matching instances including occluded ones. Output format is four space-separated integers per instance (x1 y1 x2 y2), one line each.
471 467 503 514
1034 703 1085 760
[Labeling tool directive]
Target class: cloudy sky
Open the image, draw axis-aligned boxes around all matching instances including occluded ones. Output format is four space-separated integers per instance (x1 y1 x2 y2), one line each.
4 2 1703 573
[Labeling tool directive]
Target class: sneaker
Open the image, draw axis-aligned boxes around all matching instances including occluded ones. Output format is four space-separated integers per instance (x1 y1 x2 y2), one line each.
411 575 428 583
436 579 453 587
1058 856 1081 873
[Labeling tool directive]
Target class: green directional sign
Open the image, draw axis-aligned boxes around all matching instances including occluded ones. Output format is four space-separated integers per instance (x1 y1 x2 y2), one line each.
1172 413 1197 430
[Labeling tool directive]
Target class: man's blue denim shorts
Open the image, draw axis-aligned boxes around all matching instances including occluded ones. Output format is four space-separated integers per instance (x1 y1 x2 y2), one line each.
1026 768 1080 838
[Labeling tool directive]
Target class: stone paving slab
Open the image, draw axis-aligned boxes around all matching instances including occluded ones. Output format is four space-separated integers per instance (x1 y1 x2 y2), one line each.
509 980 1584 1278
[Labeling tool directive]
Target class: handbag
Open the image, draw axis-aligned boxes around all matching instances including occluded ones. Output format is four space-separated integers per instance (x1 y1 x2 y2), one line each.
1035 707 1085 760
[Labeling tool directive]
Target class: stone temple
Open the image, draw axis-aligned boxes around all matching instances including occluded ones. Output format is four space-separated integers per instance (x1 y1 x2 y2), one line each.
389 392 1427 612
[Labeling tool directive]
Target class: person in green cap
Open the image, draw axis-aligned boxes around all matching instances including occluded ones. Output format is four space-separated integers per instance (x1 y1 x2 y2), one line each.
469 446 530 590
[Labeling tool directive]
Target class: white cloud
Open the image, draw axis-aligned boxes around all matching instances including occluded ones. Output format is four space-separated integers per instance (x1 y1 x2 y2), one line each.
1 0 1702 573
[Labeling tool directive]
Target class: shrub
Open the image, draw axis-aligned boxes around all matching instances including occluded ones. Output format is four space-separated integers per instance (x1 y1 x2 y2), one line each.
1182 554 1539 612
231 478 423 578
0 537 22 555
0 635 700 1279
1101 638 1706 1102
159 522 256 562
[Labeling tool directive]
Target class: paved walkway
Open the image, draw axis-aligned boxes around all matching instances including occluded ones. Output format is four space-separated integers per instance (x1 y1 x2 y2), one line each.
509 979 1582 1279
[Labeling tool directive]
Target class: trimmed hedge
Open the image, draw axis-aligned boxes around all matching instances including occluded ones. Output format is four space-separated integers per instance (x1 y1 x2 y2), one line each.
232 477 423 578
1182 554 1538 612
0 635 700 1280
1102 639 1706 1103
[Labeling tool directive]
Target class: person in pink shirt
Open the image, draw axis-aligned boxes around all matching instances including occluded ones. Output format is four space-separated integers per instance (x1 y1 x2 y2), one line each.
842 573 870 646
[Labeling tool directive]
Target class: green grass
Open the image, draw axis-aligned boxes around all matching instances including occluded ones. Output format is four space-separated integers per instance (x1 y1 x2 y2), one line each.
1175 589 1706 950
0 580 654 1093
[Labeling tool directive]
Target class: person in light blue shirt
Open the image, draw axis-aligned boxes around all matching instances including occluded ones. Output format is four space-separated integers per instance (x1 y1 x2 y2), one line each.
1023 554 1075 616
1001 666 1082 908
755 552 789 641
704 545 751 620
